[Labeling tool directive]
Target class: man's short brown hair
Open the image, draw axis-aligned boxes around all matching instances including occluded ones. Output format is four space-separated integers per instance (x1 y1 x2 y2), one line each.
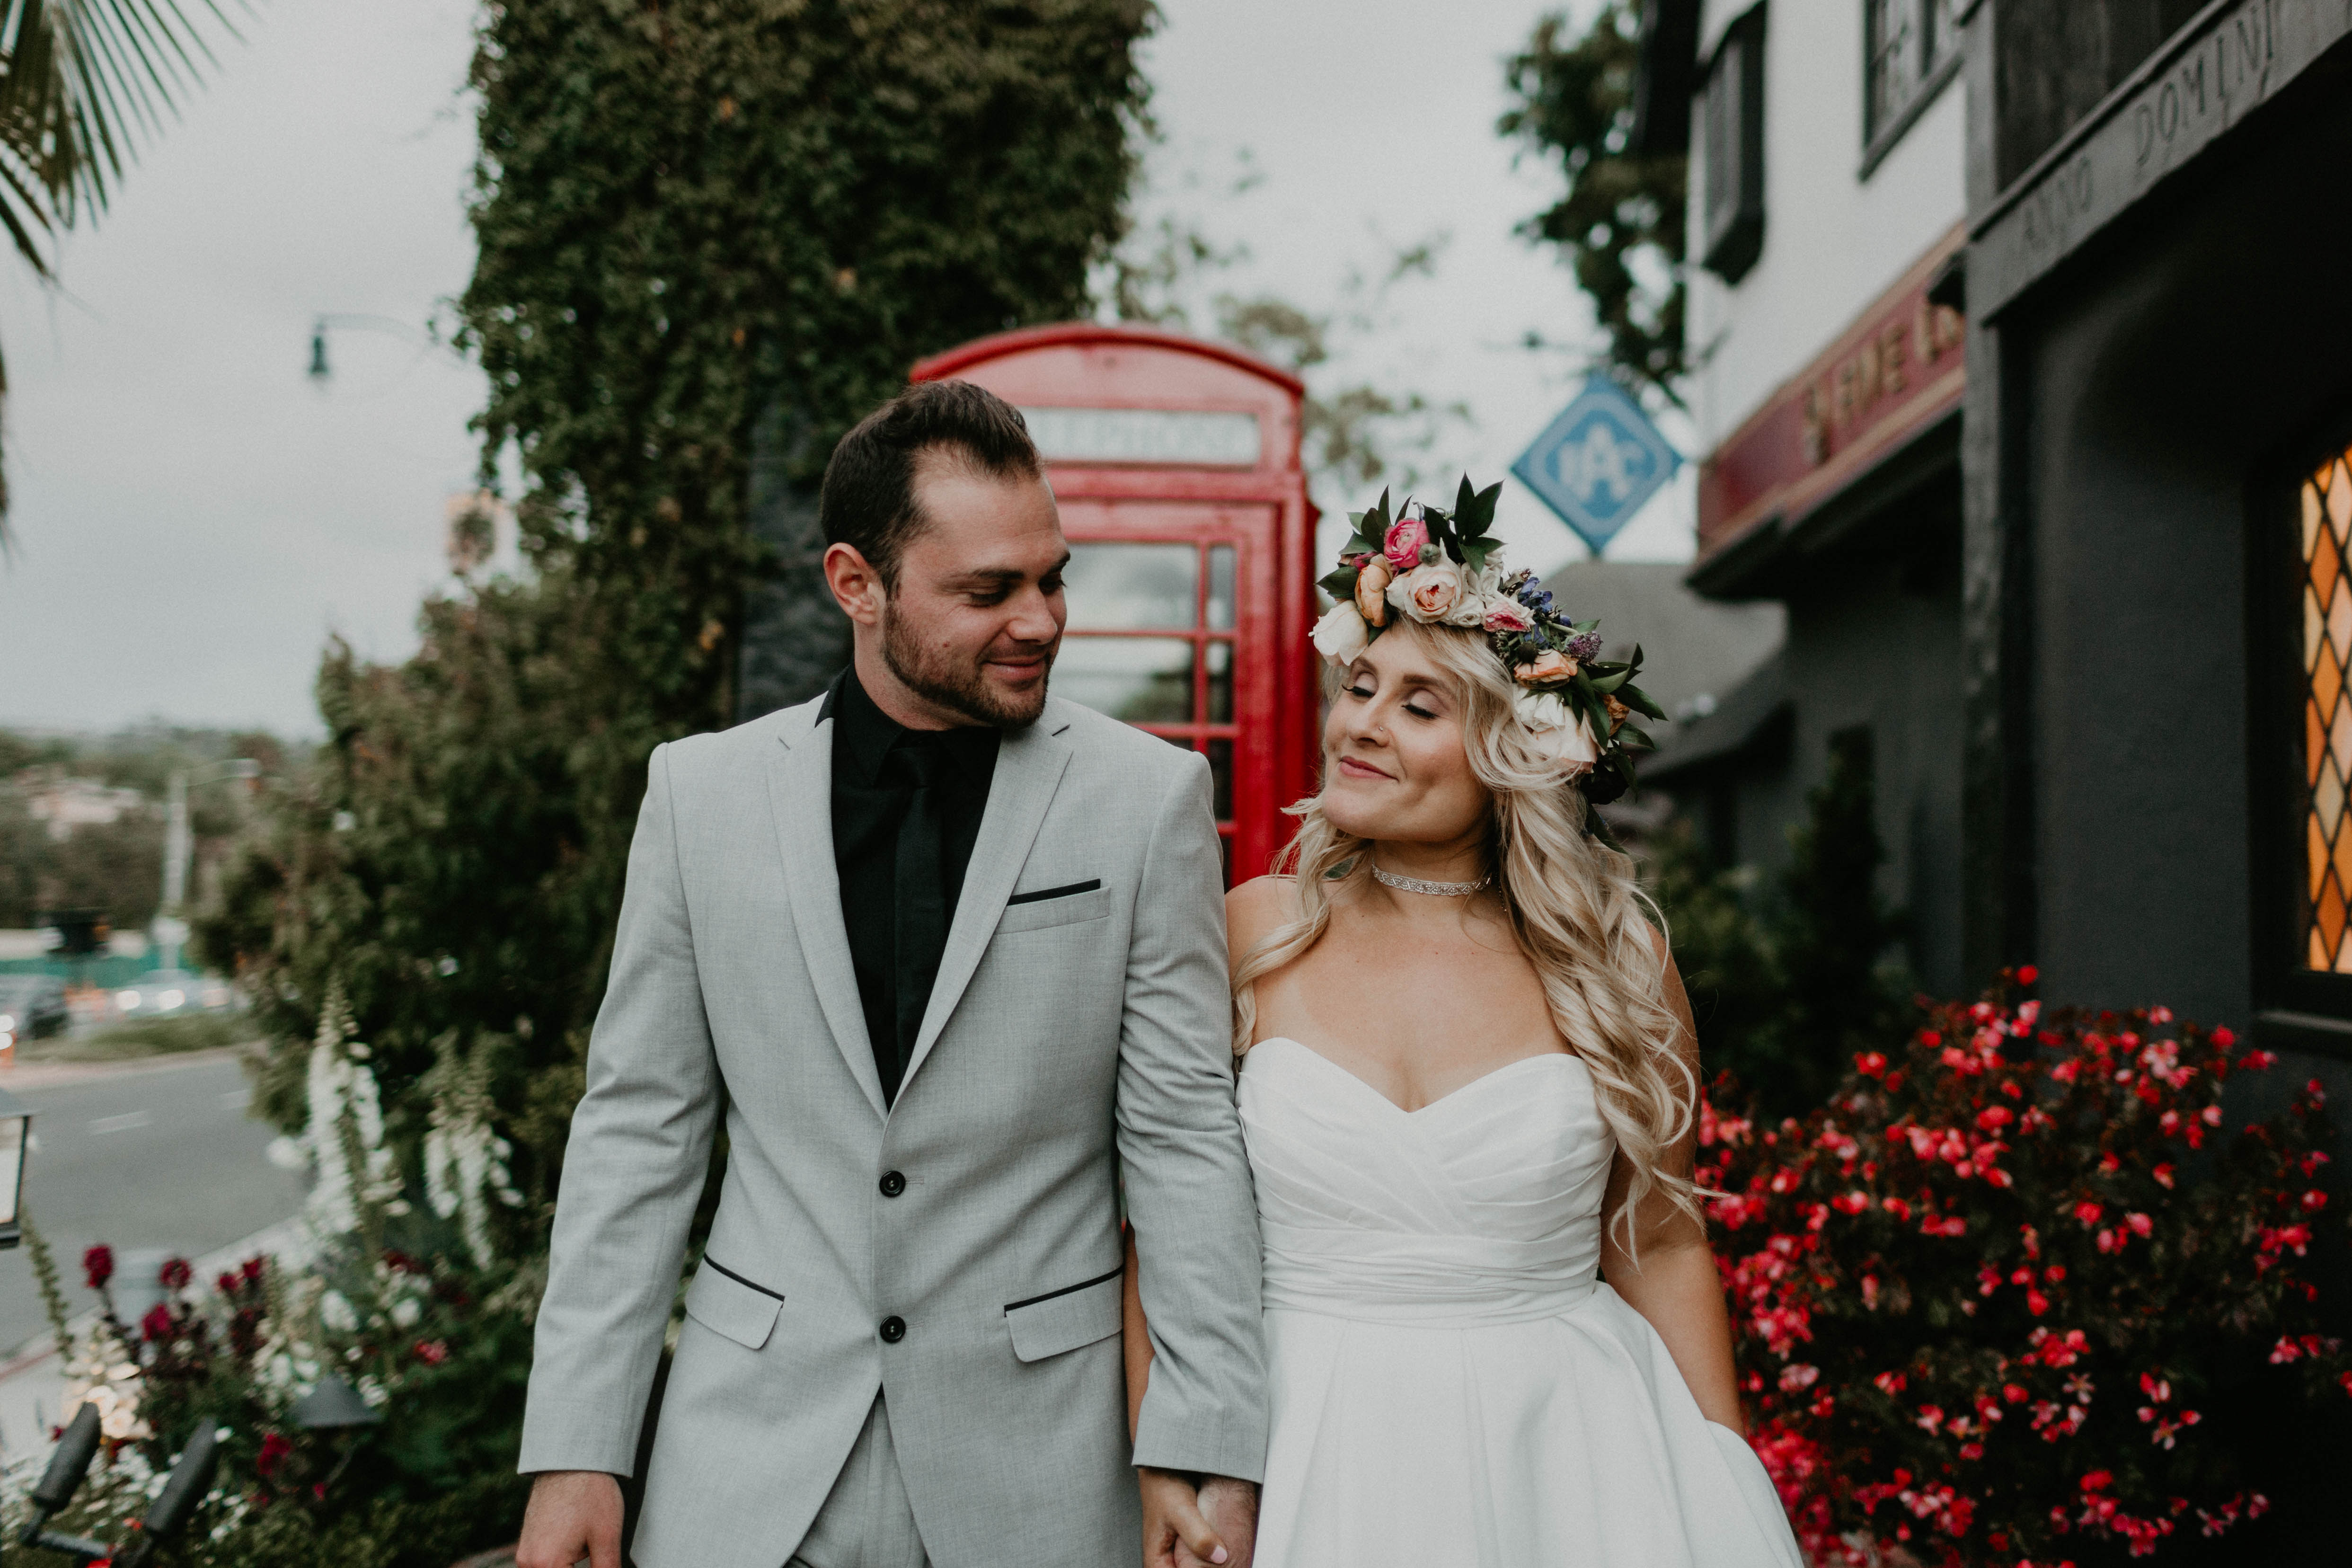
818 380 1043 588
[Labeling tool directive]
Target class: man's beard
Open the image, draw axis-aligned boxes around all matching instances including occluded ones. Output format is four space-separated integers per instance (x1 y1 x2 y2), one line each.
880 604 1053 729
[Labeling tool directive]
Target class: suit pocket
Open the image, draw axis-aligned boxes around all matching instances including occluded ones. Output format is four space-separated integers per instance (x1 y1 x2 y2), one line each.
683 1259 782 1350
995 884 1111 935
1003 1266 1123 1362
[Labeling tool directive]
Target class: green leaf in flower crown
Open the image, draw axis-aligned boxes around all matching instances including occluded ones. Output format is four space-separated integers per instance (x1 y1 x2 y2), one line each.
1586 668 1633 695
1459 479 1502 538
1318 566 1362 600
1459 535 1498 574
1571 618 1600 634
1618 682 1666 721
1616 722 1656 752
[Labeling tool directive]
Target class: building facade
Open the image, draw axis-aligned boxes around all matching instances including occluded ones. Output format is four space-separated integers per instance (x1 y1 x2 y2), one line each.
1645 0 2352 1073
1643 0 1973 996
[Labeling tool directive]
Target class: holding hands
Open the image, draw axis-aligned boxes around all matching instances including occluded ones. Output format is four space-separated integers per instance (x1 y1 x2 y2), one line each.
1141 1469 1258 1568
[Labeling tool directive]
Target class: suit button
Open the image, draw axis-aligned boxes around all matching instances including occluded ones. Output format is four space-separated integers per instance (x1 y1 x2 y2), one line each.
879 1315 906 1344
879 1170 906 1198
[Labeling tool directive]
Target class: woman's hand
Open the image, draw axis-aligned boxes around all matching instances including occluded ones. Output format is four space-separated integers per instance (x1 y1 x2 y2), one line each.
1141 1468 1256 1568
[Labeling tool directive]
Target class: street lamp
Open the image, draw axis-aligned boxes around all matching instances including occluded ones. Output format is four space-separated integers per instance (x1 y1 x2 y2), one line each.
307 313 435 383
156 758 260 972
0 1082 34 1249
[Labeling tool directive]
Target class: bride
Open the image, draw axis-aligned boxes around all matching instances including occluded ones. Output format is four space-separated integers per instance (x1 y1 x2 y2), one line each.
1123 487 1802 1567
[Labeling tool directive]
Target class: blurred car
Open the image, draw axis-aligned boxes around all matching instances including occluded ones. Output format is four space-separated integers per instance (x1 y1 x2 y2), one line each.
0 974 70 1048
114 969 237 1019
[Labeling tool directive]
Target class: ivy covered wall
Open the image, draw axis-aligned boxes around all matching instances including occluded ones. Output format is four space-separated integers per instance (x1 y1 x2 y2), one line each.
208 0 1156 1200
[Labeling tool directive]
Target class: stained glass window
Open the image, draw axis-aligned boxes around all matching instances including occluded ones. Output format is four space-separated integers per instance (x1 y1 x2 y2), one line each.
2299 444 2352 971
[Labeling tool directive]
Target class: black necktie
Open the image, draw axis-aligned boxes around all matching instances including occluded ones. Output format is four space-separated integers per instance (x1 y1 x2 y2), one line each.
883 737 946 1101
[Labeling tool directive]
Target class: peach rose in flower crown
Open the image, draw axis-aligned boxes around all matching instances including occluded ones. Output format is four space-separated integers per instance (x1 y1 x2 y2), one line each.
1513 648 1577 684
1384 516 1431 572
1353 556 1393 626
1389 559 1465 622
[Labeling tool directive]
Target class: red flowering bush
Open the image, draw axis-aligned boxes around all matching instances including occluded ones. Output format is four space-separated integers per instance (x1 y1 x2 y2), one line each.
1703 975 2350 1566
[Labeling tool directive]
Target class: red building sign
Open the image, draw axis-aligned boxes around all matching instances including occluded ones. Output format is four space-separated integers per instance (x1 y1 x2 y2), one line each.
1698 224 1968 561
911 325 1321 885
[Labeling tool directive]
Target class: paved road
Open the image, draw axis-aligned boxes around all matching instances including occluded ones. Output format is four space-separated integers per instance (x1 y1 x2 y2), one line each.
2 1054 307 1355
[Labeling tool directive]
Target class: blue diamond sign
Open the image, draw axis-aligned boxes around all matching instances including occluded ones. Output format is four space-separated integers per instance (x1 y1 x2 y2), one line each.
1511 375 1682 556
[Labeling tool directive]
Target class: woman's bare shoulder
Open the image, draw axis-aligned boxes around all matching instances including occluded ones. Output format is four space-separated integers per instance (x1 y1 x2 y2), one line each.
1226 875 1298 950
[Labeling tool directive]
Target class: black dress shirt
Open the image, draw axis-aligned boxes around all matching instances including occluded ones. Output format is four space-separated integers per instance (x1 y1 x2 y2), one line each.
822 667 1001 1104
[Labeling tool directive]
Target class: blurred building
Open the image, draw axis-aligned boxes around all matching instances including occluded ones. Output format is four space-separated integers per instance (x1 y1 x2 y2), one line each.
1636 0 1970 993
1638 0 2352 1071
14 770 146 842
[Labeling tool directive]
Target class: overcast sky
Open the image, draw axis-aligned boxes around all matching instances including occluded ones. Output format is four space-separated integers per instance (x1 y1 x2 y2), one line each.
0 0 1682 738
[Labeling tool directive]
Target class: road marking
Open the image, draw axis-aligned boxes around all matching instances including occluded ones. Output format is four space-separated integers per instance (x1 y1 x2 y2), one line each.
219 1089 251 1107
88 1110 153 1135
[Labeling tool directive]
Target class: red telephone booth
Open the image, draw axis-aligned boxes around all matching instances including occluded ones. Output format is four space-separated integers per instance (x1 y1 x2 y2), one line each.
910 324 1319 886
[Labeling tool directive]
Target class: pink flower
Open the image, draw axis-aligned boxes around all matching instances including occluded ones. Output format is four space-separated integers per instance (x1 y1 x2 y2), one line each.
83 1244 114 1291
414 1339 450 1365
159 1257 192 1291
141 1302 175 1341
1383 516 1430 571
256 1431 292 1479
2074 1200 2104 1227
1482 598 1533 633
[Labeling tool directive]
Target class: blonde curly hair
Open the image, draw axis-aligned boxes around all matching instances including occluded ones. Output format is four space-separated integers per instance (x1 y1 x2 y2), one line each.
1231 616 1702 1250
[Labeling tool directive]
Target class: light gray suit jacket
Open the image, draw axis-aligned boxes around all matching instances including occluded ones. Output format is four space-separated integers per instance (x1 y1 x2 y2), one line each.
518 691 1266 1568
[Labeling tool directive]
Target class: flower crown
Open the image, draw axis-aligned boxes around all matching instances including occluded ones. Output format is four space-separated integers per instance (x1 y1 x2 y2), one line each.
1309 477 1663 812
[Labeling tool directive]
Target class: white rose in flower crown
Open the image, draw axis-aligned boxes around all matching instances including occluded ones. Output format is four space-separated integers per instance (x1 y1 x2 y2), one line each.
1512 688 1601 775
1311 600 1371 664
1389 559 1466 623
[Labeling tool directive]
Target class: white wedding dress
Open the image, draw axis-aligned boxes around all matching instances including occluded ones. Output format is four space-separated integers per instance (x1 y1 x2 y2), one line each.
1239 1037 1804 1568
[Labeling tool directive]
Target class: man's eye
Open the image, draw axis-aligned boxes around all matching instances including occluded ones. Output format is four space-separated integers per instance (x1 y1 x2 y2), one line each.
1041 575 1066 594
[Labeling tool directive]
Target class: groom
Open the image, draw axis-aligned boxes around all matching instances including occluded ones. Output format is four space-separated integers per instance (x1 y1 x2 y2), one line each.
513 380 1265 1568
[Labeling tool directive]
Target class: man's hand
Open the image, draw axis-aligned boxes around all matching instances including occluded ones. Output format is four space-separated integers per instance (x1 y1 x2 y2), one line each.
1141 1469 1258 1568
515 1470 623 1568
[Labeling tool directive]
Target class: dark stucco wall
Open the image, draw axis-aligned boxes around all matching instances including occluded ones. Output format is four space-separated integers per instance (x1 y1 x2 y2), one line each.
2011 87 2352 1030
1776 533 1968 997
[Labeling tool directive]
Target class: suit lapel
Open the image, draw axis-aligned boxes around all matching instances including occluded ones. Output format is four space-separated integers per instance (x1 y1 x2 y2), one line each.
897 707 1073 1096
767 704 888 1120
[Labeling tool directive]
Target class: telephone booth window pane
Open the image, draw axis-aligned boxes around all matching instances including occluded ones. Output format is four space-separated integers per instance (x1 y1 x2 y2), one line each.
1206 640 1233 723
1055 637 1195 723
1207 738 1234 819
1062 543 1198 629
1207 545 1237 630
2299 445 2352 973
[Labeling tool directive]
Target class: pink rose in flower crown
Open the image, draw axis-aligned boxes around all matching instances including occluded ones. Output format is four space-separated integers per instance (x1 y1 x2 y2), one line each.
1483 598 1533 634
1389 559 1465 621
1383 516 1431 572
1513 648 1577 684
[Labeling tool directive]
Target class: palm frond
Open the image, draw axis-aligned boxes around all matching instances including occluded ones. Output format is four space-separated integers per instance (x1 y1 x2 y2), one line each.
0 1 244 554
0 0 243 221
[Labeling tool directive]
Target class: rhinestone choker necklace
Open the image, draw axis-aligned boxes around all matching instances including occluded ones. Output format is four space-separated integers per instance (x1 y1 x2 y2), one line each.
1370 865 1492 897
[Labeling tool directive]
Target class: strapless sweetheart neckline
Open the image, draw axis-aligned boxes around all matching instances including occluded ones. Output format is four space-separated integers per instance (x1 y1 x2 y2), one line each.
1238 1027 1804 1566
1250 1035 1584 1117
